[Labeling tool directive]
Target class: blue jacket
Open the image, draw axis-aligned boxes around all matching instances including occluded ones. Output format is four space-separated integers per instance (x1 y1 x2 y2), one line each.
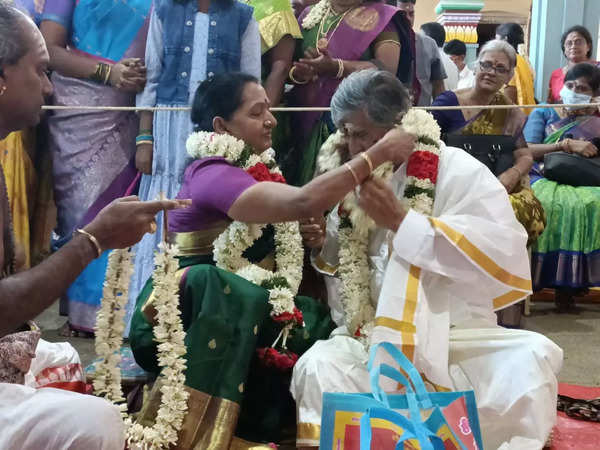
155 0 253 104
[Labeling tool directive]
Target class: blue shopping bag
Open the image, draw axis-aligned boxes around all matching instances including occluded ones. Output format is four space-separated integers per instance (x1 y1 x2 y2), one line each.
319 342 484 450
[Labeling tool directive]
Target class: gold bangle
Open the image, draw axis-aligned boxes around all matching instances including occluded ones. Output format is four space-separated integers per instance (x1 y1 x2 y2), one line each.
289 66 309 85
335 58 344 79
136 140 154 146
344 162 360 186
103 65 112 85
359 152 373 174
75 228 102 258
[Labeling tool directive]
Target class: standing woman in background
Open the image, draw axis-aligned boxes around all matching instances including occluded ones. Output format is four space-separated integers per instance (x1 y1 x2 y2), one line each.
40 0 151 336
129 0 261 332
283 0 415 186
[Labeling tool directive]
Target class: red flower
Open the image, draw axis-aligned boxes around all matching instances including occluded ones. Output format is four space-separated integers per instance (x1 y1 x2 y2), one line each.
273 307 303 325
269 172 287 184
406 151 439 184
257 347 299 371
247 163 271 182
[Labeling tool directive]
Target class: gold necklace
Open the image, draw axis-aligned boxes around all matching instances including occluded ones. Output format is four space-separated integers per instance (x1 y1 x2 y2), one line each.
316 5 354 53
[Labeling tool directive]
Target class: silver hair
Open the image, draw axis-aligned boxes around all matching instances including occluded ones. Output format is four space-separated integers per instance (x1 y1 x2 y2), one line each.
0 1 29 73
331 69 410 128
477 39 517 69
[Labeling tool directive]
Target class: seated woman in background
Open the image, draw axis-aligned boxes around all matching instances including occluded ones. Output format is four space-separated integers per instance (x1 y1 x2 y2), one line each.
431 39 545 247
548 25 599 103
129 72 414 446
524 63 600 311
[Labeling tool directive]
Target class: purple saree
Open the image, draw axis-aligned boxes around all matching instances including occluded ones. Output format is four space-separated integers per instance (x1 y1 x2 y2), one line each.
43 0 151 332
283 2 416 186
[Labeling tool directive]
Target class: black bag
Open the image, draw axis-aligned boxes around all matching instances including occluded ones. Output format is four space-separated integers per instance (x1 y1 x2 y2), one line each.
444 134 515 176
544 151 600 187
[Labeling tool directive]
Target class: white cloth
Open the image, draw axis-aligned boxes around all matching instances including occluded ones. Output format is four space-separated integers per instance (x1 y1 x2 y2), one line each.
440 49 459 91
292 145 563 449
0 383 125 449
24 339 83 388
457 64 476 89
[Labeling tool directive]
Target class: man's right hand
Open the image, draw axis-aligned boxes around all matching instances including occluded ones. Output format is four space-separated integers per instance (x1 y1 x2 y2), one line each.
136 143 153 174
84 196 191 251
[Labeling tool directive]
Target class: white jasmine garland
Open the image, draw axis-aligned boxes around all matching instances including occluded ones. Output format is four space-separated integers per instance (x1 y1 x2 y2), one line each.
94 244 189 449
186 132 304 329
316 110 442 345
301 0 330 30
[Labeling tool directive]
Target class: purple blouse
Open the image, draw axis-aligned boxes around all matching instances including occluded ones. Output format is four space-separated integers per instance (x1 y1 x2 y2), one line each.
168 157 257 232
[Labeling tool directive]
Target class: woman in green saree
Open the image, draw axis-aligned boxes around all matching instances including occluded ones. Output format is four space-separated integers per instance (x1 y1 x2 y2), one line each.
129 72 415 447
523 63 600 310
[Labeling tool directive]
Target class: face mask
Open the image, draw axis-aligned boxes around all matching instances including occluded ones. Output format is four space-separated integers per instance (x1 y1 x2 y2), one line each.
560 85 592 111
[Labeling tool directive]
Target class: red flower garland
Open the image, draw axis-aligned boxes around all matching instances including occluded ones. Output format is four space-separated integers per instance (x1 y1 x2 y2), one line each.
247 162 287 184
256 347 299 371
272 307 304 326
406 151 439 184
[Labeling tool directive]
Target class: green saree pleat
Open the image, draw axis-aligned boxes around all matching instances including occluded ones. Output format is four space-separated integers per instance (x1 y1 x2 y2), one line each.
129 253 335 442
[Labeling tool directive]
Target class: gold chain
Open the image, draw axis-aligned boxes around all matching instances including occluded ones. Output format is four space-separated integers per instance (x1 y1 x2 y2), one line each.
315 5 354 53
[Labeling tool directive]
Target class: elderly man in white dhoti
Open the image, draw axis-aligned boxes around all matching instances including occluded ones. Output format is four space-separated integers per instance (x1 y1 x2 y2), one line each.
291 69 563 450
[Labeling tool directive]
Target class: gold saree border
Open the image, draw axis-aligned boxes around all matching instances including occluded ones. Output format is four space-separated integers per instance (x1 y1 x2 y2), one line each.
168 222 229 256
229 437 275 450
296 422 321 445
430 218 532 291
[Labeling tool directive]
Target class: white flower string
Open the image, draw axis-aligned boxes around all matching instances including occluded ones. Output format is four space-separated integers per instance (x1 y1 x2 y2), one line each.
186 132 305 351
301 0 330 30
324 110 442 345
94 243 188 448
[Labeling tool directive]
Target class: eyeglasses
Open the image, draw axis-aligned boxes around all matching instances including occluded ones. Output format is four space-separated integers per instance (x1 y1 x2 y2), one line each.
478 61 510 75
565 38 586 48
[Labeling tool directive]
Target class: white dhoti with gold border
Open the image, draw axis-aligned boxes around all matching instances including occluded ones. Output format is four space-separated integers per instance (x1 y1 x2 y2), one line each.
291 145 563 449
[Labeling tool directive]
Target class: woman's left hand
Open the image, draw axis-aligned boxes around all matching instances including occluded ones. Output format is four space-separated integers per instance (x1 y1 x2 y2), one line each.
298 48 338 77
109 58 147 92
358 178 406 232
498 168 521 193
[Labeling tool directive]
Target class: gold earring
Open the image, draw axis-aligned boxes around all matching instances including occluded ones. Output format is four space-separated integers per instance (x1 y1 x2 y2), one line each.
0 86 6 96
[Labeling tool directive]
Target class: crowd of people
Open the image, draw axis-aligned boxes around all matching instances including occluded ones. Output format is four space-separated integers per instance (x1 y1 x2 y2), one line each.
1 0 600 448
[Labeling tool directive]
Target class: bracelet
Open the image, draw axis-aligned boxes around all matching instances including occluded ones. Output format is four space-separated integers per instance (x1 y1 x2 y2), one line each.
359 152 373 175
139 129 153 135
136 134 153 143
75 228 102 258
289 66 309 85
90 62 112 85
335 58 344 79
136 140 154 146
103 64 112 85
344 162 360 186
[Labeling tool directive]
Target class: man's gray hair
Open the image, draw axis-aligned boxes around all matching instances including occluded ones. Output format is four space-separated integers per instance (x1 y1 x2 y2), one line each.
477 39 517 69
0 1 29 73
331 69 411 128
